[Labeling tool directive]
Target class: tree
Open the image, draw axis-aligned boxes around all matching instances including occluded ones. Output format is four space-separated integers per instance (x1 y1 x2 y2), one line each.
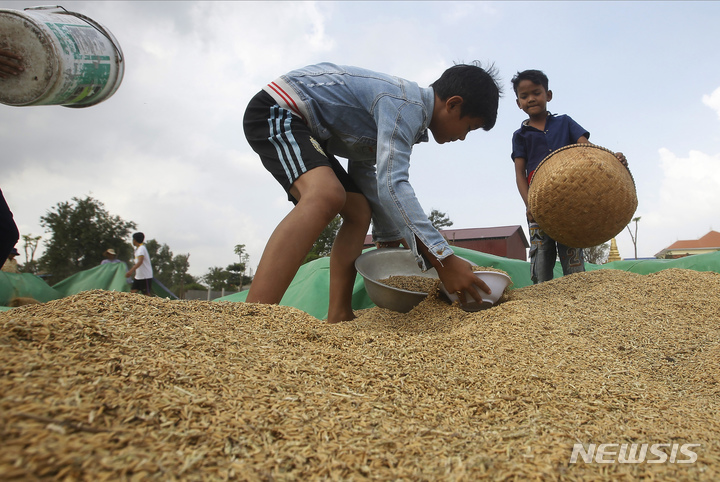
303 215 342 264
626 216 641 259
145 240 195 297
234 244 246 263
428 209 453 230
173 253 191 298
145 239 174 286
226 262 246 290
21 234 42 274
203 266 230 290
583 242 610 264
39 195 136 281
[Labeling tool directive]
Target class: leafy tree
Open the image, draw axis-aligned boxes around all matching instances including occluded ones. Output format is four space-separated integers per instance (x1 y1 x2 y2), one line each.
145 239 174 286
21 234 42 274
583 243 610 264
226 262 245 290
173 254 191 298
234 244 246 263
144 240 194 296
303 215 342 264
203 266 230 290
428 209 453 230
39 196 136 281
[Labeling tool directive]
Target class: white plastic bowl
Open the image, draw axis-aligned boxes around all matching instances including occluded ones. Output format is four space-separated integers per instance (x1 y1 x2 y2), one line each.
439 271 512 312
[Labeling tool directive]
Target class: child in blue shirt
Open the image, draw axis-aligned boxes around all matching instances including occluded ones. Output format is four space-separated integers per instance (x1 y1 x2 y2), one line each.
511 69 627 283
244 62 502 322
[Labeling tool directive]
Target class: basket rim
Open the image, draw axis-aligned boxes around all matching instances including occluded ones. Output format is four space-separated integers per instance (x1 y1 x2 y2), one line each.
530 143 636 188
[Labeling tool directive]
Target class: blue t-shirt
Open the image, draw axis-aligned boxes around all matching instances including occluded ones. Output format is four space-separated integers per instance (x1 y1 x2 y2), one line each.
511 113 589 182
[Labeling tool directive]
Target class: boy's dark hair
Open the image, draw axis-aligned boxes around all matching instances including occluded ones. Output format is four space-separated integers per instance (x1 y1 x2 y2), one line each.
511 69 549 96
431 61 502 130
133 232 145 243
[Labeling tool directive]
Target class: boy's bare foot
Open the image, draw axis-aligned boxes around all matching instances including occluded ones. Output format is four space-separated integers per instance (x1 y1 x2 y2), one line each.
327 310 356 324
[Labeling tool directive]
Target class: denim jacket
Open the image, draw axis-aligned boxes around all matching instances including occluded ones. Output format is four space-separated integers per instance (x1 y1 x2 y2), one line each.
263 63 453 269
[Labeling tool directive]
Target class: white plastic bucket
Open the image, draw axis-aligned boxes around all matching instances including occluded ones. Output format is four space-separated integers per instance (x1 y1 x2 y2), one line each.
0 5 124 108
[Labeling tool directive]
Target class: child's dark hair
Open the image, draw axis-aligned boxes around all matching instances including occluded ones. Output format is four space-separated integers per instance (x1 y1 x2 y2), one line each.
511 69 549 96
133 232 145 243
431 61 502 130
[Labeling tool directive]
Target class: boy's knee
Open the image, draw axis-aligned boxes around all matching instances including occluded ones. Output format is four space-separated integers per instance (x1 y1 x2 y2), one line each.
304 185 345 219
341 193 371 225
325 186 347 214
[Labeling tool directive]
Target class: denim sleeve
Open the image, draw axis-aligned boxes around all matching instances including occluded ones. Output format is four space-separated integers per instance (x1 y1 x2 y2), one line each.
372 96 453 270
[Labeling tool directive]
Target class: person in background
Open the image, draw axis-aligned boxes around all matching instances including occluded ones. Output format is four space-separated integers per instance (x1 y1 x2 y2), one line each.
101 248 122 264
126 233 153 295
510 69 627 284
2 247 20 273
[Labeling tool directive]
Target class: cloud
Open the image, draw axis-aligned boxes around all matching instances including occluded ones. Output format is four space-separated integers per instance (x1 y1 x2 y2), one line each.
616 86 720 258
637 148 720 255
702 87 720 119
657 148 720 219
650 88 720 238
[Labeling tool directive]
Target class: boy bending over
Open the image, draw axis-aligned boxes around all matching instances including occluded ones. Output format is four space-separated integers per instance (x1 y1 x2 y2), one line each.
244 62 502 322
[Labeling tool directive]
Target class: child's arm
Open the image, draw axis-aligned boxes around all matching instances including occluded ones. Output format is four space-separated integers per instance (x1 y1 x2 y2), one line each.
513 157 533 222
126 255 143 278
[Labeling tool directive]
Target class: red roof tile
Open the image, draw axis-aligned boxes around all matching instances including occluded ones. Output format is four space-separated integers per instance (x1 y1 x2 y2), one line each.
364 225 528 247
664 230 720 250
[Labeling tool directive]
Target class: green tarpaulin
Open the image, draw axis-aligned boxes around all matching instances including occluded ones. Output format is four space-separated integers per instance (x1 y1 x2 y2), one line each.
4 248 720 318
52 262 135 297
217 247 720 320
1 262 176 310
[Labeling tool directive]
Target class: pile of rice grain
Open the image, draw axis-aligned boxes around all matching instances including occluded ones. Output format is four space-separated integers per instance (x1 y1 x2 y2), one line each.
1 268 719 481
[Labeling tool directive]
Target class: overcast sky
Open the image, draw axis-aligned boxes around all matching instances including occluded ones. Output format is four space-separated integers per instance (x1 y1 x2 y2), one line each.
1 1 719 279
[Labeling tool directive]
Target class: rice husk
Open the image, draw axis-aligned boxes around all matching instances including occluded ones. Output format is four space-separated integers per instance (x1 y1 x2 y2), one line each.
378 275 440 294
1 268 719 480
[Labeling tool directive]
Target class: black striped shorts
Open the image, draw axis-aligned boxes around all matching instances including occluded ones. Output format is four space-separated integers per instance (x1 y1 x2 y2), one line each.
243 90 360 204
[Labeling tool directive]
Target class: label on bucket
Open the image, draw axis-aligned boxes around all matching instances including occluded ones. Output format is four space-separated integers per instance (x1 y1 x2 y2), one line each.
45 22 113 104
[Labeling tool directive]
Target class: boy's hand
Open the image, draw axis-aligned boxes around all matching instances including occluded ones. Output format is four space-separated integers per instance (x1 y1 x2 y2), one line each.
435 254 491 305
526 206 535 223
615 152 628 167
0 49 24 79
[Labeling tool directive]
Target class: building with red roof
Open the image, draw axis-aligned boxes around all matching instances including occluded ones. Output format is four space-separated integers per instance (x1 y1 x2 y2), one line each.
364 225 530 261
654 230 720 259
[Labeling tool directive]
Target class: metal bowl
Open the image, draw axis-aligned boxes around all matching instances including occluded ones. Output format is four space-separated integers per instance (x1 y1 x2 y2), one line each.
355 248 438 313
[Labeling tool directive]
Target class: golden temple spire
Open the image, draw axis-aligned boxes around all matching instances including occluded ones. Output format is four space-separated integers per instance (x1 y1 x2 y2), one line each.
607 237 622 263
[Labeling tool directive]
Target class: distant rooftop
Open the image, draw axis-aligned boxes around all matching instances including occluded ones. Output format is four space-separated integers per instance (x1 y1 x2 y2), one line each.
655 230 720 258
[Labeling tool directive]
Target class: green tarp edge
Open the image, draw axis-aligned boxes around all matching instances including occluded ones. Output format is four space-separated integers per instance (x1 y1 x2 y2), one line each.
1 263 176 310
216 248 720 320
4 248 720 317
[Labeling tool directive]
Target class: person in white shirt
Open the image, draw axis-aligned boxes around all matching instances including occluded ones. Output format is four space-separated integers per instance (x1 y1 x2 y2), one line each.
126 232 153 295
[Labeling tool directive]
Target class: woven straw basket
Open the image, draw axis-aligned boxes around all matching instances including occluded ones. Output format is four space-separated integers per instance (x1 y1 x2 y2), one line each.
527 143 638 248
